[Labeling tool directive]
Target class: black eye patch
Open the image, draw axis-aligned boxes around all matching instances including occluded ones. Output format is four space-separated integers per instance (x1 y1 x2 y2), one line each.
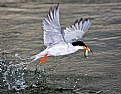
72 41 87 47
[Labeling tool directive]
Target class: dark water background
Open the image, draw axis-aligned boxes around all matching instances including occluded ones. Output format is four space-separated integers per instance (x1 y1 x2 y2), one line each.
0 0 121 94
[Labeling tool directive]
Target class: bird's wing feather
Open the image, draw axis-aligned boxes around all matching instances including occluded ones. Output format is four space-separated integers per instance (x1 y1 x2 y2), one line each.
63 18 93 43
43 4 64 47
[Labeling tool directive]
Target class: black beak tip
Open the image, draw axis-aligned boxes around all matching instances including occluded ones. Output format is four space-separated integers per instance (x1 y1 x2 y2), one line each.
90 50 93 53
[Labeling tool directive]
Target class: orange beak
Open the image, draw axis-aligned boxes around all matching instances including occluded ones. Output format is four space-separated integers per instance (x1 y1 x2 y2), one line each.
84 47 90 51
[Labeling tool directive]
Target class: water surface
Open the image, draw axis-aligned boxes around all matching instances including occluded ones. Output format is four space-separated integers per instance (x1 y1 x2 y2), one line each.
0 1 121 94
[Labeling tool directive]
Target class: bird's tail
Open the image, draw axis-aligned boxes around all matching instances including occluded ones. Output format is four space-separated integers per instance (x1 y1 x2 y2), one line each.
30 50 48 62
30 55 36 59
30 55 39 62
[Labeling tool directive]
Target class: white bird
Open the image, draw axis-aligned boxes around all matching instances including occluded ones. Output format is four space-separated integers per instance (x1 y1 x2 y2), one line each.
31 4 93 63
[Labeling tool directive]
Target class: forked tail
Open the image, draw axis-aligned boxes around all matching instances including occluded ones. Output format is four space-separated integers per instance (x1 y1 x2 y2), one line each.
30 50 48 63
30 54 41 62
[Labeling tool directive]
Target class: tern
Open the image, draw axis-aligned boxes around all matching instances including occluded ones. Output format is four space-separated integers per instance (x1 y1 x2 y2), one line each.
31 4 93 63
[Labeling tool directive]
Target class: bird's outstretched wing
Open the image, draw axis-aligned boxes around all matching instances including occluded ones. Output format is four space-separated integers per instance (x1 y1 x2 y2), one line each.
43 4 64 47
63 18 93 43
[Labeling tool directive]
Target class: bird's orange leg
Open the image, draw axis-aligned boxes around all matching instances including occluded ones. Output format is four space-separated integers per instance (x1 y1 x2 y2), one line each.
38 54 48 63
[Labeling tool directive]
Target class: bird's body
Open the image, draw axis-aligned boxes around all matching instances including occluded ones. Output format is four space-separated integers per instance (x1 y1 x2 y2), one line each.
31 42 83 62
31 4 93 63
48 43 84 56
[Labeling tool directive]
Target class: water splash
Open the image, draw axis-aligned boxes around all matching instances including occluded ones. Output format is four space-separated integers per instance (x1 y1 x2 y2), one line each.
0 52 28 91
3 63 27 90
0 51 46 92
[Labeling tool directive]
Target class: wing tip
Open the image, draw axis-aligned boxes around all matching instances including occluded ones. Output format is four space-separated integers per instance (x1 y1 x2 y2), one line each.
57 3 59 7
45 3 60 24
78 18 83 24
88 17 94 21
74 20 78 25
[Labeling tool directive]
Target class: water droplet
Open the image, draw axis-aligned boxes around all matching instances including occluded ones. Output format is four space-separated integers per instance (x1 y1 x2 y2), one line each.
42 69 45 72
32 84 37 87
75 81 78 84
15 53 18 57
0 68 2 71
73 85 76 88
77 78 80 81
85 74 88 75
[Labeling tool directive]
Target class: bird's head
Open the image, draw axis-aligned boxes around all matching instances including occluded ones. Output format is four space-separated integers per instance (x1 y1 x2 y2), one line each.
72 41 93 58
